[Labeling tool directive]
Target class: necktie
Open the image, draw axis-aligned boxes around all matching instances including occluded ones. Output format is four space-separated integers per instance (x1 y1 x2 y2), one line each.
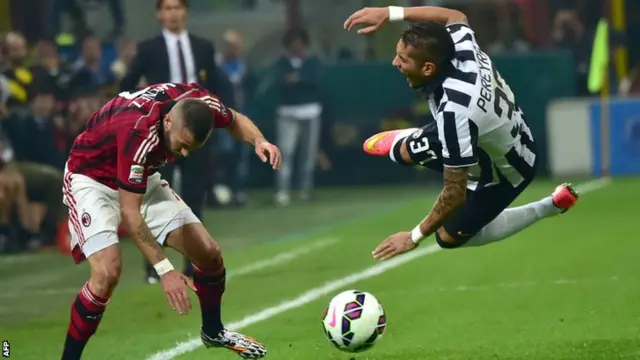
177 39 188 83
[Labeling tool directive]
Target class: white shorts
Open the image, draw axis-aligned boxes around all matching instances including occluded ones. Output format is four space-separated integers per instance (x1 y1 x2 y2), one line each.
62 169 201 263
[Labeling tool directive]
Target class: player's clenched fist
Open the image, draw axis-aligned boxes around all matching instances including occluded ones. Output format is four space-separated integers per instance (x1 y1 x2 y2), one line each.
344 7 390 34
161 270 196 315
255 140 282 170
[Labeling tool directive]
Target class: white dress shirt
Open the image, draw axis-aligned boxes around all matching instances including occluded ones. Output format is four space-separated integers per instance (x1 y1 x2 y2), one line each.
162 29 197 84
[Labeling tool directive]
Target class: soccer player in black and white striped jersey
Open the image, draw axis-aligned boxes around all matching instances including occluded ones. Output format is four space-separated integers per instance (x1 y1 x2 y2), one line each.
345 6 579 260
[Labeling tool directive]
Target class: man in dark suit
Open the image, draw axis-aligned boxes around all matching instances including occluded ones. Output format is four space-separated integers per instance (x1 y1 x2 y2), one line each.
120 0 234 284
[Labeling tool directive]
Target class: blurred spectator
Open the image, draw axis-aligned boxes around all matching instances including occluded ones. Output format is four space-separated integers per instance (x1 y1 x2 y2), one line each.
0 136 30 252
619 61 640 96
105 0 126 39
72 35 115 90
47 0 90 39
552 8 626 95
552 9 590 95
0 35 6 72
2 161 64 249
337 47 355 62
273 28 323 206
487 23 531 55
0 74 9 111
4 81 66 168
31 38 77 102
214 30 255 206
0 115 62 251
66 88 99 140
2 32 35 111
83 0 126 39
110 38 138 84
9 0 47 43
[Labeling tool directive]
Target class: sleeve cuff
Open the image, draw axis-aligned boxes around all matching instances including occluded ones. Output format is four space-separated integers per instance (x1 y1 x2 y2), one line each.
116 179 147 194
442 157 478 168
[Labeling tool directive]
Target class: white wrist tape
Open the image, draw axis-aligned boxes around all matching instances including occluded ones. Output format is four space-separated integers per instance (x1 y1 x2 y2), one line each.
410 225 425 244
388 6 405 22
153 259 174 276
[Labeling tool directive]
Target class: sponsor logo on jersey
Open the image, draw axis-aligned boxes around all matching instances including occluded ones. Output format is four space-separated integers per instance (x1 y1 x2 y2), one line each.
128 165 144 184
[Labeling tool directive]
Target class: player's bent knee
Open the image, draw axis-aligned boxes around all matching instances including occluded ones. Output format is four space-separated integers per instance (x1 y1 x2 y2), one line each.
192 237 223 274
87 245 122 296
435 228 466 249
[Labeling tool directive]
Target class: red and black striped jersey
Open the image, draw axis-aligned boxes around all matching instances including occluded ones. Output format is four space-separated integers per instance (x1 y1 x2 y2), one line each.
67 82 233 193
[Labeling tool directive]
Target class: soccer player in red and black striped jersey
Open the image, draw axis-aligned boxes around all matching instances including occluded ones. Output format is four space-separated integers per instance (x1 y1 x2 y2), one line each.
61 82 279 359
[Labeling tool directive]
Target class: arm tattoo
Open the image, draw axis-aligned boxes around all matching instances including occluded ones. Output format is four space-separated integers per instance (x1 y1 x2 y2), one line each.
133 220 166 264
418 167 469 236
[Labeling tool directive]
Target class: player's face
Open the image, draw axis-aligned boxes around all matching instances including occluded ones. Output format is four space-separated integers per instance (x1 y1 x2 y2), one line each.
392 40 436 88
163 116 206 158
157 0 187 32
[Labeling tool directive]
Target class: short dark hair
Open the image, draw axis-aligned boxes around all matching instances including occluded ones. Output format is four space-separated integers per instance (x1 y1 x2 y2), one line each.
401 21 455 67
178 99 213 144
156 0 189 10
282 28 309 48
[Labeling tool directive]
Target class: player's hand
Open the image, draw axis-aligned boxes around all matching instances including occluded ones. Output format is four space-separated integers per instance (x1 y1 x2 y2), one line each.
255 140 281 170
372 231 417 260
344 7 389 34
160 270 196 315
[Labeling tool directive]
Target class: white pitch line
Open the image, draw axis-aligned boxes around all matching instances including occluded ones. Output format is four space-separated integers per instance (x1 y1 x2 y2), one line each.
146 244 443 360
228 237 339 279
143 177 610 359
574 176 612 193
0 238 339 300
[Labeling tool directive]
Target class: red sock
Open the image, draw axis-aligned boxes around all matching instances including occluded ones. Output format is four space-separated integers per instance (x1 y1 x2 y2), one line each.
193 264 226 336
61 282 109 360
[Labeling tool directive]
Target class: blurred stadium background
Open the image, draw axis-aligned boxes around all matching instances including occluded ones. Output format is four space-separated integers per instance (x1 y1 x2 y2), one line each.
1 0 639 359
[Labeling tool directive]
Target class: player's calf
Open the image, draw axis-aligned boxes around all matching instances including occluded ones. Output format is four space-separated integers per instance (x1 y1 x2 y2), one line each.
166 223 266 358
62 244 119 360
166 224 226 334
438 183 580 250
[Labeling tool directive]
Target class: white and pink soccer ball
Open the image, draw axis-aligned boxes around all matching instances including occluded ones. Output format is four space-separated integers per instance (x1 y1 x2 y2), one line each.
321 290 387 353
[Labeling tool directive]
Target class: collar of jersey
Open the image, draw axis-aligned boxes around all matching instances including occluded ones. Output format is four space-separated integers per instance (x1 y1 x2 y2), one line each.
157 104 172 158
417 62 455 97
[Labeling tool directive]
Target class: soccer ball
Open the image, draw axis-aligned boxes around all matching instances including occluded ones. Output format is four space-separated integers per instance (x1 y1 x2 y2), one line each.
321 290 387 353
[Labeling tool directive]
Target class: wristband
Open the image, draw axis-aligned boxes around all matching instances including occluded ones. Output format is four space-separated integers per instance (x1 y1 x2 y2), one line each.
153 259 174 276
410 225 425 244
388 6 405 22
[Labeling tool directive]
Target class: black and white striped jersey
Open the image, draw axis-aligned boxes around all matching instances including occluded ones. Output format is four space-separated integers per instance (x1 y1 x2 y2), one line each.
419 23 537 191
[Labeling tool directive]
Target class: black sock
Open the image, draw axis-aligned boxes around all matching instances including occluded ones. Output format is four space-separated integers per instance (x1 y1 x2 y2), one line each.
193 267 226 336
61 283 108 360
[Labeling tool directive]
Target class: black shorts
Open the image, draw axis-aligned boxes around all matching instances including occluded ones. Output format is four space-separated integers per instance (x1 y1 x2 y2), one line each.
439 173 534 245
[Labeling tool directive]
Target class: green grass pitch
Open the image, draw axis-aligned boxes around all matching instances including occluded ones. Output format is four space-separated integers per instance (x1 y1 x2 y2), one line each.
1 178 639 359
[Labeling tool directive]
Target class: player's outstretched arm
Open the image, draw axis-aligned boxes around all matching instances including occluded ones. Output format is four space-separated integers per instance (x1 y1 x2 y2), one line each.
226 109 266 146
119 189 194 314
415 166 468 238
227 109 282 170
371 166 468 260
344 6 467 34
400 6 467 25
